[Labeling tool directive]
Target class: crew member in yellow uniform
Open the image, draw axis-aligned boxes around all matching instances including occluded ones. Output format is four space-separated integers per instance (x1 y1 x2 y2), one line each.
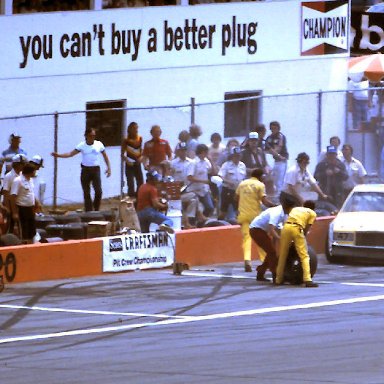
236 168 275 272
275 200 318 287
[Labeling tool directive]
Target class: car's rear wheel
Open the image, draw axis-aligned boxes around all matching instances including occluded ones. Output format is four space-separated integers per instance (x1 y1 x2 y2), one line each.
283 244 317 285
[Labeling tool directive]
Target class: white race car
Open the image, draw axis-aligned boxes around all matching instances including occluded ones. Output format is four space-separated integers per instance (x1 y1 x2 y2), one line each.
326 184 384 264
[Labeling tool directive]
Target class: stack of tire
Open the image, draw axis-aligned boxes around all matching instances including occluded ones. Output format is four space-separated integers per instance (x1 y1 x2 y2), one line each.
42 210 117 242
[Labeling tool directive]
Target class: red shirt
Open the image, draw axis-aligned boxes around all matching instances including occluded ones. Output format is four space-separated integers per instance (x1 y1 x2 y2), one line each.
137 183 158 211
142 138 172 166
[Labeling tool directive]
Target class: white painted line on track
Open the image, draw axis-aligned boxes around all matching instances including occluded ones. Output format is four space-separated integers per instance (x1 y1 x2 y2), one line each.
184 271 384 288
0 304 191 319
2 294 384 345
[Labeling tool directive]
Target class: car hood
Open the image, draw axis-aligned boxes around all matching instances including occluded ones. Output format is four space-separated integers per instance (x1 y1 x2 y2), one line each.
333 212 384 231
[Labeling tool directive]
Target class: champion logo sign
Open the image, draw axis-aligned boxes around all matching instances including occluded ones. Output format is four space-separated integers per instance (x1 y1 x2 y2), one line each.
301 1 349 56
109 238 123 252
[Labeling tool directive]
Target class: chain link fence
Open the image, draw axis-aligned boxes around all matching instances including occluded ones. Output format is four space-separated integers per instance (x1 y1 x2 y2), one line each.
0 88 382 209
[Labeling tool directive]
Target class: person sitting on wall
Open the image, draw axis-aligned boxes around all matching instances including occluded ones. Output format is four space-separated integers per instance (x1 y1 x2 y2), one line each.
136 170 174 234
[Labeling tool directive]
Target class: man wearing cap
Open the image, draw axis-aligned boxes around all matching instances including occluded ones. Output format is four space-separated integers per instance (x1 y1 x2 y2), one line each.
314 145 348 208
281 152 327 206
170 142 204 228
217 146 246 220
0 133 28 176
187 144 216 218
265 121 289 197
1 154 27 233
136 170 174 233
10 164 42 243
236 168 275 272
51 128 111 212
29 155 46 205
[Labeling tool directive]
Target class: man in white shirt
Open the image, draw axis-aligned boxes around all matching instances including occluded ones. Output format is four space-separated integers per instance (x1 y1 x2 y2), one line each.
187 144 215 218
281 152 327 206
217 146 246 220
250 200 295 282
171 142 204 228
51 128 111 211
10 164 41 243
2 154 27 232
341 144 367 200
348 78 371 130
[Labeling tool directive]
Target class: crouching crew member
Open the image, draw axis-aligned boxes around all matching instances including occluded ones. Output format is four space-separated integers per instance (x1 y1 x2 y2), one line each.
275 200 318 288
250 200 295 282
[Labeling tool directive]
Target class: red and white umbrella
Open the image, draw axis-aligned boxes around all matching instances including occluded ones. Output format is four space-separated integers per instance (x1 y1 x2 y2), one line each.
348 53 384 83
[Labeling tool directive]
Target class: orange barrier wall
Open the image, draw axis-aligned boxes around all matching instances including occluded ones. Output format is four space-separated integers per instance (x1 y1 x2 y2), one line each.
2 217 333 284
1 239 102 284
175 216 333 267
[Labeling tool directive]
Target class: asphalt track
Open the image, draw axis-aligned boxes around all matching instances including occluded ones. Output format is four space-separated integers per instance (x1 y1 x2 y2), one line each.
1 255 384 384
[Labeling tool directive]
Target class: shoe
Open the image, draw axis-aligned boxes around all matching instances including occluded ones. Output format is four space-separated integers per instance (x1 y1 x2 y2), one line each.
158 224 175 234
303 281 319 288
256 272 271 282
0 276 4 293
244 262 252 273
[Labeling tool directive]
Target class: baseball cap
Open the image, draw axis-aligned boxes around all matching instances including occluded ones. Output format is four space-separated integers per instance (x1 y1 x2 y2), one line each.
248 132 258 140
12 154 27 163
30 154 44 167
146 170 162 181
327 145 337 154
230 146 242 155
175 142 187 150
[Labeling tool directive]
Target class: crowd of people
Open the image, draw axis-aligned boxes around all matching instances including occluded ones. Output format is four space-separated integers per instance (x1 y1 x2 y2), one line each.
0 124 370 283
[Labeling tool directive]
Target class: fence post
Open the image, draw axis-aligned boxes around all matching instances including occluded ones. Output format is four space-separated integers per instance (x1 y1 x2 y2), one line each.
317 91 322 157
53 112 58 210
191 97 195 125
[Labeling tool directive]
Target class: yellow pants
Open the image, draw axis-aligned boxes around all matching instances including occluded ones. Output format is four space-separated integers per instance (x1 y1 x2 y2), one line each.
276 224 312 284
238 214 265 262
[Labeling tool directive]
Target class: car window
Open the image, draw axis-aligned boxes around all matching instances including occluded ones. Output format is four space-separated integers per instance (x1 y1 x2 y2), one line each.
342 192 384 212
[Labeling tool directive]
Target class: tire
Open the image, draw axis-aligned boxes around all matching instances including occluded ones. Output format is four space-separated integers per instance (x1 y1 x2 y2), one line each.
99 209 117 222
52 213 81 224
315 200 338 215
0 233 23 246
46 223 87 240
283 244 318 285
202 219 231 228
35 215 56 229
79 211 105 223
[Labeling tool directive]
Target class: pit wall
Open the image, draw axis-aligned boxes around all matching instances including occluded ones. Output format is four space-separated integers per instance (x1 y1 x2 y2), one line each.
1 217 332 284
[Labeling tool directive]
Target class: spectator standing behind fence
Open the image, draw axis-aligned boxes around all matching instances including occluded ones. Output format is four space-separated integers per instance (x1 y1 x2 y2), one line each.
236 168 275 272
340 144 367 200
171 142 205 228
121 122 143 198
318 136 343 163
0 133 28 176
51 128 111 212
2 154 27 233
141 125 172 172
217 147 246 220
187 144 215 218
314 146 348 209
29 155 46 206
10 164 41 243
208 133 226 168
281 152 327 206
265 121 289 198
348 78 371 131
186 124 202 158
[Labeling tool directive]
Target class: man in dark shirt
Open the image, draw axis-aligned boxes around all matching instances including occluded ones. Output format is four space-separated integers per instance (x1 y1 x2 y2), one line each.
136 170 174 233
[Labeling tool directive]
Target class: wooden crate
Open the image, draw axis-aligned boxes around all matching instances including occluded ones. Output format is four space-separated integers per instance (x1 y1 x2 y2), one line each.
87 221 112 238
